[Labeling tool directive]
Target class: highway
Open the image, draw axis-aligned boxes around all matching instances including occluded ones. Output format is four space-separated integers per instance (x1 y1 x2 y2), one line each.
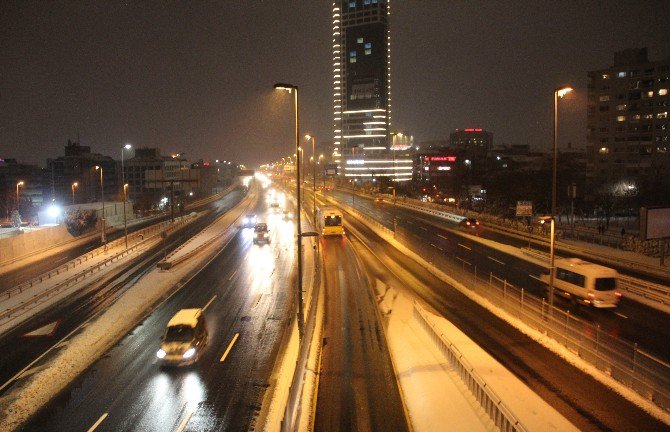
330 189 670 362
314 231 408 431
17 192 295 431
337 194 667 432
0 190 244 394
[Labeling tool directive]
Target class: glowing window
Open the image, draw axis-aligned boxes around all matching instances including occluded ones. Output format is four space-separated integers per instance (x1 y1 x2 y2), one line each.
617 116 626 122
357 37 364 43
617 71 627 78
365 49 371 55
659 89 668 96
599 95 610 102
658 112 668 119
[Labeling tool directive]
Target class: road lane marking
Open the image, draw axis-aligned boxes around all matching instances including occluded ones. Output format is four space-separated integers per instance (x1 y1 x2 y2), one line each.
220 333 240 362
203 295 217 312
458 243 471 250
176 410 193 432
86 413 108 432
456 257 471 266
228 269 238 281
614 312 628 319
430 244 444 251
487 256 505 265
437 234 448 240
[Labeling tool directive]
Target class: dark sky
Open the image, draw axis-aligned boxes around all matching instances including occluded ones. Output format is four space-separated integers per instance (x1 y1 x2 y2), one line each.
1 1 669 168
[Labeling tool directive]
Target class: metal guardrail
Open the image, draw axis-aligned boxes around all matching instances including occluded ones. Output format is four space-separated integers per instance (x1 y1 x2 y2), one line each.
414 302 528 432
337 197 670 412
0 216 196 326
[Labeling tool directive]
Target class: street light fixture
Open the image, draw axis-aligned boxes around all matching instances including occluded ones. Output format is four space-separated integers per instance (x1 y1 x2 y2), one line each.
539 216 556 311
72 182 79 204
95 165 106 244
121 144 132 248
274 82 305 340
16 181 24 215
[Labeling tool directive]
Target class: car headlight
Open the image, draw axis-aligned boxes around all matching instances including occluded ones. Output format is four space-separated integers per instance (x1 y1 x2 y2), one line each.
156 349 166 359
183 348 196 359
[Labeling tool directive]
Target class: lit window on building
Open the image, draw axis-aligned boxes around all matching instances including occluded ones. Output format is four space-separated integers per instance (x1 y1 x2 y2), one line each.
617 116 626 122
357 37 364 43
599 95 610 102
365 42 372 49
365 49 371 55
659 89 668 96
617 71 627 78
350 50 356 57
657 112 668 119
602 74 610 79
349 1 356 8
599 147 609 154
350 57 356 63
646 91 654 98
616 104 626 111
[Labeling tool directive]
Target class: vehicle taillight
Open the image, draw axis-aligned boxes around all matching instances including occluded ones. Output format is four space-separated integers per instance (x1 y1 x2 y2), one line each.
615 291 622 297
466 221 471 226
475 221 480 225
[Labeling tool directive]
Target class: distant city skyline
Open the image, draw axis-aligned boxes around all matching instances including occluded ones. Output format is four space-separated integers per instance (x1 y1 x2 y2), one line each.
1 1 669 167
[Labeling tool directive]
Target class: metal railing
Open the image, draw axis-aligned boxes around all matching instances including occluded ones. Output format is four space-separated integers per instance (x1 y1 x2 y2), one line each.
342 199 670 412
414 302 528 432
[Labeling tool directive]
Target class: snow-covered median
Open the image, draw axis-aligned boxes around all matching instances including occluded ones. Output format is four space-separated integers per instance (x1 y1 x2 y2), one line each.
0 191 256 431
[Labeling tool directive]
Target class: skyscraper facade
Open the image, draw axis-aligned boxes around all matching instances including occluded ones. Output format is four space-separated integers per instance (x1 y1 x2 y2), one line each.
332 0 412 182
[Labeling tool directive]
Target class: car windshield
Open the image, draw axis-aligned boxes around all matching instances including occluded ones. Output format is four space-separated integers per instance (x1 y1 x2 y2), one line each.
164 325 194 342
255 225 267 232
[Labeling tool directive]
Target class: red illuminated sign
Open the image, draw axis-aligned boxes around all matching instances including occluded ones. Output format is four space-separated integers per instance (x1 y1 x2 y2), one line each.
428 156 457 162
203 162 210 166
464 128 483 132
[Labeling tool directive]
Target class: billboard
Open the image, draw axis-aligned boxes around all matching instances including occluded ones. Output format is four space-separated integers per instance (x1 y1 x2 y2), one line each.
516 201 533 217
640 207 670 240
324 164 338 177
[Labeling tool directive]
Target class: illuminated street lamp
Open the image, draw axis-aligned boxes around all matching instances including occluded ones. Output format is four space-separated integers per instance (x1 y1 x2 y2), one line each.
552 85 573 217
121 144 132 248
305 134 317 225
95 165 106 244
16 181 24 214
539 216 556 310
274 82 305 339
71 182 79 204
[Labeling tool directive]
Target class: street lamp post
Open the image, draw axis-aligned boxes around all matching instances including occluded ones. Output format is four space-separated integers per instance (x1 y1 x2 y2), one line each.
540 216 556 311
306 134 317 225
71 182 78 204
95 166 106 244
16 181 24 215
274 82 305 340
121 144 132 248
552 86 573 217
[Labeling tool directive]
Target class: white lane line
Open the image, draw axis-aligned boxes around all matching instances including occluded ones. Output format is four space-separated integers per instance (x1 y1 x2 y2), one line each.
220 333 240 362
176 410 193 432
437 234 448 240
487 256 505 265
86 413 108 432
420 226 428 231
614 312 628 319
203 295 217 312
228 269 238 281
458 243 471 250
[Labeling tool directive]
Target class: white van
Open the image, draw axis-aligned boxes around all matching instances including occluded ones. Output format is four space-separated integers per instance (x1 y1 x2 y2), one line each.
156 308 208 366
541 258 621 308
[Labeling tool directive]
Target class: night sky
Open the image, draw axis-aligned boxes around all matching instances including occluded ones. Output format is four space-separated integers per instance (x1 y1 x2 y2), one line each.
1 1 669 168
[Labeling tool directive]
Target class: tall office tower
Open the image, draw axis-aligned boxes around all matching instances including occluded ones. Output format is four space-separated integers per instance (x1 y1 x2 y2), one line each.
587 48 669 194
332 0 411 182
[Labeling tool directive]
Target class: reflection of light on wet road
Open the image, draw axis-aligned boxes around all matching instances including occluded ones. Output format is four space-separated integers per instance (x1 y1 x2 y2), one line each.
182 372 205 411
248 245 274 294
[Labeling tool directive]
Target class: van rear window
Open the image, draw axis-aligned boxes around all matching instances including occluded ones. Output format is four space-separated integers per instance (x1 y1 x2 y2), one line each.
595 278 616 291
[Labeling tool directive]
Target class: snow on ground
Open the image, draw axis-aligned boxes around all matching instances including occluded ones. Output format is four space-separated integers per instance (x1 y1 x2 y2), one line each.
0 192 255 431
341 199 670 427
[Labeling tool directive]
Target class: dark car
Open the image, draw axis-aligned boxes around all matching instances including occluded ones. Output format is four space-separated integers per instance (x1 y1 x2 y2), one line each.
460 218 480 230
